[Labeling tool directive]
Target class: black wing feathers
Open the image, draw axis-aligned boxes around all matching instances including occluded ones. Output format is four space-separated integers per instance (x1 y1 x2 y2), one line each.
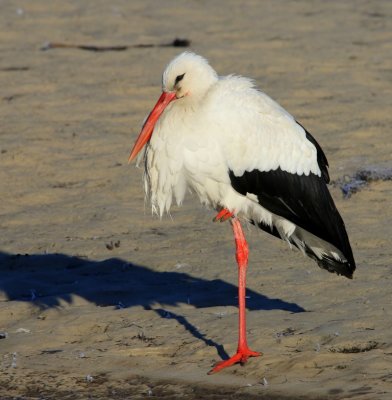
229 169 339 247
296 121 330 183
228 126 355 277
229 169 355 275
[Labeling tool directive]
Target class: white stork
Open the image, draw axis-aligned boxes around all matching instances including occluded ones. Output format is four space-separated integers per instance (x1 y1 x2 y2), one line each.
128 52 356 374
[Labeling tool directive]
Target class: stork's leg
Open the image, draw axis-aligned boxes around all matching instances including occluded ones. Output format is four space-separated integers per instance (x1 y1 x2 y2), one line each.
208 215 261 374
213 208 234 222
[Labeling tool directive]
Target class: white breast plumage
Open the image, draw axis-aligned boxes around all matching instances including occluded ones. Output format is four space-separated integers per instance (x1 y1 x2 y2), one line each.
142 75 320 234
143 105 188 216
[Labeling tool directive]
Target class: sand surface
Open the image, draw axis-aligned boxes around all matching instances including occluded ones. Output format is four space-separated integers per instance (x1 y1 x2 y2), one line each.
1 0 392 398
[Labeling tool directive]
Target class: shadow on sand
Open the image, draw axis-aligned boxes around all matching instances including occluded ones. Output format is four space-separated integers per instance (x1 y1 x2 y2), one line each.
0 251 305 360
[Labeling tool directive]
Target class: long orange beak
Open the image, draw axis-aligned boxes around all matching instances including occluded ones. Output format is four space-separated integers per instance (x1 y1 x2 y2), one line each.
128 91 177 163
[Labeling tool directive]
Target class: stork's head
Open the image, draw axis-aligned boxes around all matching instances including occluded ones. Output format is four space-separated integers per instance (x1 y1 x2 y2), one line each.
128 52 218 162
162 52 218 100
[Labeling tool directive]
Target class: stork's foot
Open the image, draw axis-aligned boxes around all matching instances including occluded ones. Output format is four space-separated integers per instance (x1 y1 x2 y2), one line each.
213 208 234 222
208 347 262 374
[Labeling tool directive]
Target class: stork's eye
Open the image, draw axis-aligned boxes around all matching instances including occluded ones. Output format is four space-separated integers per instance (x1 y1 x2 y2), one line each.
175 73 185 85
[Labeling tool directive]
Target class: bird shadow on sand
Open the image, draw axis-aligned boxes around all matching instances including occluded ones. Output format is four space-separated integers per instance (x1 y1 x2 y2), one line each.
0 251 305 360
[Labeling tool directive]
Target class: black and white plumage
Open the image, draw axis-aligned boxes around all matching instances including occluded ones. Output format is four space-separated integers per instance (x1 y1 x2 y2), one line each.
128 52 356 374
129 51 355 279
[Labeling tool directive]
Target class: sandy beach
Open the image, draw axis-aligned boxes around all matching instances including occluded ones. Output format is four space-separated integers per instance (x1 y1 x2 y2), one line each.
1 0 392 398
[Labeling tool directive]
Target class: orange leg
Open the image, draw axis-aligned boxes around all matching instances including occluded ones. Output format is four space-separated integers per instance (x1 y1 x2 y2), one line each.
213 208 234 222
208 216 262 374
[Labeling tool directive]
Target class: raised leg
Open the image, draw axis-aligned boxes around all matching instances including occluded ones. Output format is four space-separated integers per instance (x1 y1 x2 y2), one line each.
213 208 234 222
208 215 261 374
